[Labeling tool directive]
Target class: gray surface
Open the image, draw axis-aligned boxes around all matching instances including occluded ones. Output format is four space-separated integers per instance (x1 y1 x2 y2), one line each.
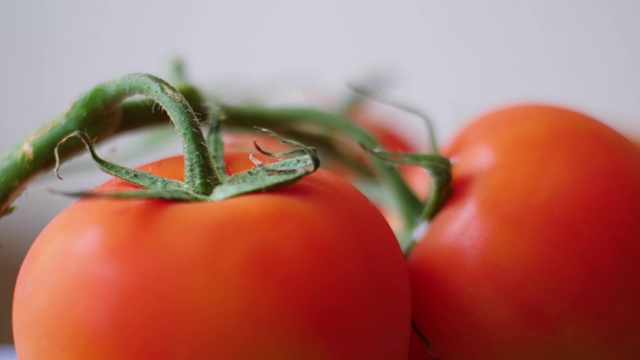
0 345 16 360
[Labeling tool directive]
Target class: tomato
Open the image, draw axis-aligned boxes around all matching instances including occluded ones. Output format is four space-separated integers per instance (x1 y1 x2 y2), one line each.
223 131 291 153
407 327 432 360
13 153 411 359
408 104 640 359
347 103 418 154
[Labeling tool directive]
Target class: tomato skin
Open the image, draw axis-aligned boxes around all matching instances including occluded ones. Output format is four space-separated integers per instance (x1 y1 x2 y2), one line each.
13 153 411 359
347 104 418 154
409 105 640 359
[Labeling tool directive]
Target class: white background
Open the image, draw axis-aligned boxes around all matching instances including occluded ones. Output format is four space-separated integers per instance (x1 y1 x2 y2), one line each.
1 0 639 349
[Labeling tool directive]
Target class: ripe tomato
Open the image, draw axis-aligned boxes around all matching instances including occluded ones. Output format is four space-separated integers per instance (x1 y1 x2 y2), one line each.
408 104 640 359
223 131 290 153
348 105 417 153
13 153 411 359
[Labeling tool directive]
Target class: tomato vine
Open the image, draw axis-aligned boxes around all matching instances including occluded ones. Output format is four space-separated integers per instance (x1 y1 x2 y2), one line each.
0 68 451 255
0 65 459 359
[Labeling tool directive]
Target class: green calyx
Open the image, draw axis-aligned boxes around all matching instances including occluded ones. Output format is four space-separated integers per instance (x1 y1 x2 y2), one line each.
218 92 452 253
363 146 452 221
51 74 319 202
0 72 208 218
0 64 452 257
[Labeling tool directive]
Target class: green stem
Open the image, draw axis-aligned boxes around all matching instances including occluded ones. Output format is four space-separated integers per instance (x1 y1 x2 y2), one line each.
0 74 214 217
121 74 218 193
207 108 228 183
220 104 424 250
349 86 440 154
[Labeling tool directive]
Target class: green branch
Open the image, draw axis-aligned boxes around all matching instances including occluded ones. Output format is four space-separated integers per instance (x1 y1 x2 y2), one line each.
0 74 209 217
220 104 425 251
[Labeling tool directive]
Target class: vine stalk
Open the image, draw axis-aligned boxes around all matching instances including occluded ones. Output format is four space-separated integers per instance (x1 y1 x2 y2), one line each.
0 74 210 216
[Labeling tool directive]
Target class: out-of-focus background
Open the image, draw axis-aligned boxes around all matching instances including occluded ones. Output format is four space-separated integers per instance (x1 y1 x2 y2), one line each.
1 0 639 352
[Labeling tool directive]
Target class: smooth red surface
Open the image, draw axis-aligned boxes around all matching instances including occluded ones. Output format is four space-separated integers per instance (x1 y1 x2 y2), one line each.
13 153 411 359
408 105 640 359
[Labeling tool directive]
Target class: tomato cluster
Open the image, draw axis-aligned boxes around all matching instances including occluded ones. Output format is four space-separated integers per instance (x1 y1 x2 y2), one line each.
11 100 640 359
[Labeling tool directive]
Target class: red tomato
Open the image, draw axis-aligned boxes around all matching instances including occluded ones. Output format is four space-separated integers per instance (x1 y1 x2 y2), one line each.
223 132 291 153
347 103 418 154
13 153 411 359
407 327 432 360
408 104 640 359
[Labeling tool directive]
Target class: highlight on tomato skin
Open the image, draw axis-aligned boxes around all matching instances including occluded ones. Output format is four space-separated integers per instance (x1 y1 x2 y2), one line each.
12 153 412 360
407 104 640 360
